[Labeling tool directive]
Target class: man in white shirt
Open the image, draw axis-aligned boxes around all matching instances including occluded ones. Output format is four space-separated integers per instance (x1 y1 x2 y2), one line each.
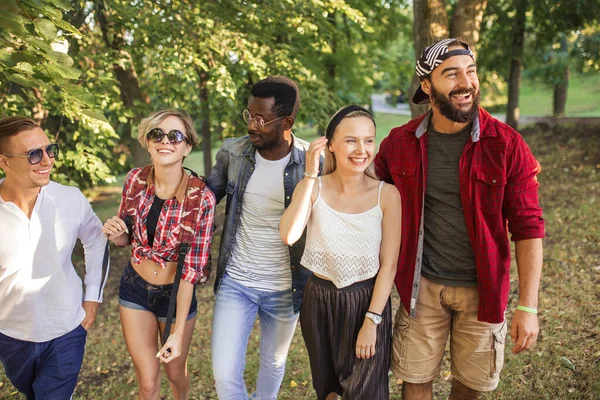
0 116 109 399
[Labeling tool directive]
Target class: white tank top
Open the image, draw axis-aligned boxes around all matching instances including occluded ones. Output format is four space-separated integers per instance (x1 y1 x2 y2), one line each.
301 178 384 288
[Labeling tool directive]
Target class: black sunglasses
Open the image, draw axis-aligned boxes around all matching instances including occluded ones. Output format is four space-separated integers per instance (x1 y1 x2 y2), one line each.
146 128 190 145
1 143 59 165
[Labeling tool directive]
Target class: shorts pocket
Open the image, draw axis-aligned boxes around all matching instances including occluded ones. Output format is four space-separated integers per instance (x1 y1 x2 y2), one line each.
392 308 411 369
490 321 507 378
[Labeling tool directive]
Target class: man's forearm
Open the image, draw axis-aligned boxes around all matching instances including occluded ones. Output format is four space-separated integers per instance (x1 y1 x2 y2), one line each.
514 238 543 308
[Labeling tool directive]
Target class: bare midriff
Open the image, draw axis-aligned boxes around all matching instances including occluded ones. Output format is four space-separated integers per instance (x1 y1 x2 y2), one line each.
131 257 178 285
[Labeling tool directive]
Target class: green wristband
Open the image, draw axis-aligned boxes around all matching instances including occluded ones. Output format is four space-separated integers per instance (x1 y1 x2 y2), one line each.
516 305 538 315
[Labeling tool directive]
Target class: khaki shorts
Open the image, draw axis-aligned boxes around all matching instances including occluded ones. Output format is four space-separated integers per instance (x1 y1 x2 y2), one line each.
391 276 507 392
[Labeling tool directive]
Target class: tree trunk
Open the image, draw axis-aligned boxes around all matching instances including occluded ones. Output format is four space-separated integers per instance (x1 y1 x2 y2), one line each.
505 0 527 130
198 69 212 176
410 0 449 118
451 0 488 58
96 2 150 167
553 65 569 116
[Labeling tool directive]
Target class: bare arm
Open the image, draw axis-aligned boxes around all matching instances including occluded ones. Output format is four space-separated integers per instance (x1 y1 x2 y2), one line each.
157 280 194 363
279 137 327 245
510 238 543 354
356 184 401 359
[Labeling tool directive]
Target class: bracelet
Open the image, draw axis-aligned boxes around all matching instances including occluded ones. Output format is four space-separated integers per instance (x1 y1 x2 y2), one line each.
367 310 382 317
303 171 318 179
516 305 538 315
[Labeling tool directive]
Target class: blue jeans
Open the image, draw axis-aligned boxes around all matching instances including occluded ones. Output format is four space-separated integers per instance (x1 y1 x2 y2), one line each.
0 325 87 400
211 273 299 400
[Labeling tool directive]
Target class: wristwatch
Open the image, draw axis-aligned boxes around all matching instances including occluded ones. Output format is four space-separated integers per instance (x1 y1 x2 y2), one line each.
365 311 382 325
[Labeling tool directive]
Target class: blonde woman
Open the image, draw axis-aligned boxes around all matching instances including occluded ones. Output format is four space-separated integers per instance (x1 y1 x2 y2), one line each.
280 105 401 399
102 110 215 399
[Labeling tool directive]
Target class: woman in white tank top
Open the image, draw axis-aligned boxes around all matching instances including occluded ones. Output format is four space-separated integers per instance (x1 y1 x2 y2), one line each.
280 106 401 400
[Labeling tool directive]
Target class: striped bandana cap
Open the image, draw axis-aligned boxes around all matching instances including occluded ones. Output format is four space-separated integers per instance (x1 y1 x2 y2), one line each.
413 38 474 104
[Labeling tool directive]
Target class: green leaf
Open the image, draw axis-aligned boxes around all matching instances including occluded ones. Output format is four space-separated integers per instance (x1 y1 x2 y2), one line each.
44 63 81 79
0 15 29 35
24 37 52 53
54 19 81 36
8 73 40 88
14 62 34 75
41 5 63 20
54 51 74 67
0 48 14 65
10 50 40 65
63 84 95 106
43 50 74 67
35 19 58 40
560 356 576 370
48 0 72 11
81 109 109 123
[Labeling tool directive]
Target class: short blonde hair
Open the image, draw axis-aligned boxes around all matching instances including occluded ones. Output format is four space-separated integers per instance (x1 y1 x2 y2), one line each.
137 109 199 148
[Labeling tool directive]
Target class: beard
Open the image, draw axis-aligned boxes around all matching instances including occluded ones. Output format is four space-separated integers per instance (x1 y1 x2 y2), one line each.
248 129 283 151
430 83 480 123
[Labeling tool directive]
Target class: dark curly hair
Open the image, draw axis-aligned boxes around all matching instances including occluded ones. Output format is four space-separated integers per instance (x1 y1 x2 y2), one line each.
250 76 300 118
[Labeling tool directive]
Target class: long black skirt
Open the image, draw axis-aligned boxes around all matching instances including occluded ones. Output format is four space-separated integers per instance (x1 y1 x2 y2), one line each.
300 274 392 400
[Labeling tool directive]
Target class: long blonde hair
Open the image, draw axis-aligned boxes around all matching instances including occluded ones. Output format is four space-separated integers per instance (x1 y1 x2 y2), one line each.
323 107 377 179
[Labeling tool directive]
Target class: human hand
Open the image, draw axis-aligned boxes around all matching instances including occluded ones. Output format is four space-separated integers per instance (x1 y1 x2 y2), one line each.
510 309 539 354
102 216 129 242
306 136 327 176
156 332 183 363
81 301 100 331
355 319 377 359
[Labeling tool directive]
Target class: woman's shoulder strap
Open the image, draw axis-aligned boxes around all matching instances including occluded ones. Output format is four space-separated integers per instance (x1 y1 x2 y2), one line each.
377 180 384 206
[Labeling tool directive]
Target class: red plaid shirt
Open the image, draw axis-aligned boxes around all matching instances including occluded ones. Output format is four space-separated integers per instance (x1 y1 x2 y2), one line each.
375 108 545 323
118 167 216 285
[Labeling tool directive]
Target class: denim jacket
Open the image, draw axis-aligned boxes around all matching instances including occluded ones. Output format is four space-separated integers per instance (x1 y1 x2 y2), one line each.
206 134 320 313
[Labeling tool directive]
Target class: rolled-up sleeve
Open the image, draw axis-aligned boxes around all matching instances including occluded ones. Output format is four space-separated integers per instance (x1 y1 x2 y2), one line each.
503 136 545 241
182 187 216 284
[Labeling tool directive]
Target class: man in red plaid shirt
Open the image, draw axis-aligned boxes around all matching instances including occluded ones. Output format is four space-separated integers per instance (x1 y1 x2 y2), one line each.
375 38 545 399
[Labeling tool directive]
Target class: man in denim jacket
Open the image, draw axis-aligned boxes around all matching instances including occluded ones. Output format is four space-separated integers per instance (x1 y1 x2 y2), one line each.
207 76 319 400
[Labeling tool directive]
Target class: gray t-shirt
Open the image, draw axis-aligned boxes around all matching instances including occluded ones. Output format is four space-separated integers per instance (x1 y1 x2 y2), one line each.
226 151 292 291
422 123 477 287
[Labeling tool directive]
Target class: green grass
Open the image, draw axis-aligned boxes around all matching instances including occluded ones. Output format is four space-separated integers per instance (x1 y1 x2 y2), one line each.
483 72 600 117
2 121 599 399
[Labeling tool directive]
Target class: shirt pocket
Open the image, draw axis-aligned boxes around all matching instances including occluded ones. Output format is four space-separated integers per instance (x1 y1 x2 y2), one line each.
390 163 419 203
225 180 235 215
162 223 181 249
475 171 506 214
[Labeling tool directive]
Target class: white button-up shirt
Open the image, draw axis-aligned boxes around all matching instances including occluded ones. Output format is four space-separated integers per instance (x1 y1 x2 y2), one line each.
0 180 109 342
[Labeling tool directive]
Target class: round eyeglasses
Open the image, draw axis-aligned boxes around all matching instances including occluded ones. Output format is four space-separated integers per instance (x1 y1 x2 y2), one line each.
146 128 190 145
1 143 59 165
242 109 285 130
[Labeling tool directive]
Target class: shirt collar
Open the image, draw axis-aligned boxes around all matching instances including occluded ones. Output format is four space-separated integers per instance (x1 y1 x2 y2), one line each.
146 167 189 203
416 110 481 142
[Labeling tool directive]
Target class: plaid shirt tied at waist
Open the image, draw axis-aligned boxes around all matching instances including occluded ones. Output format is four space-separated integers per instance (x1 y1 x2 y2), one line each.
118 167 216 285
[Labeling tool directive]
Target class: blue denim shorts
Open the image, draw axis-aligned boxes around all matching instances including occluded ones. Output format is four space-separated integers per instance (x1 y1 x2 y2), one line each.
119 262 197 323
